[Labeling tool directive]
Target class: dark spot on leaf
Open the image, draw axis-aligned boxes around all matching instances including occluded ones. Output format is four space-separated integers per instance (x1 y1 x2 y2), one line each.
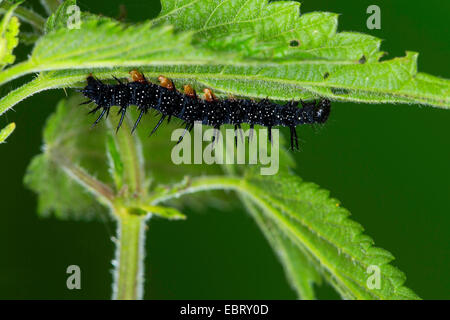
289 39 300 47
359 55 367 64
331 88 351 95
323 72 330 79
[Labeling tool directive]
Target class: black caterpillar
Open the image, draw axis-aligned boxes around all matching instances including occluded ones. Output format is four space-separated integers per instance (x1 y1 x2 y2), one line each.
80 70 331 150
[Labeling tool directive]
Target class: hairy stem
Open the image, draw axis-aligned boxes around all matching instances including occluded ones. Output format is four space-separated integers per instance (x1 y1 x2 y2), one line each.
106 112 148 299
149 176 378 299
112 209 147 300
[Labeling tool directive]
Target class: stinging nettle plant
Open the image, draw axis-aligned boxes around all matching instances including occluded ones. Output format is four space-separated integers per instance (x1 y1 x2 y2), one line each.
1 0 449 299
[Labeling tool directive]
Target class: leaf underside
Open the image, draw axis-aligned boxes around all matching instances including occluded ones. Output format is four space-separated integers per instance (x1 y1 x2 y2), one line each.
0 0 448 116
0 121 15 143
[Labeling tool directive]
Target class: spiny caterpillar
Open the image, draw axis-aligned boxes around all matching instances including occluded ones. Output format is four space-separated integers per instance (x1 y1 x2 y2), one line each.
80 70 331 150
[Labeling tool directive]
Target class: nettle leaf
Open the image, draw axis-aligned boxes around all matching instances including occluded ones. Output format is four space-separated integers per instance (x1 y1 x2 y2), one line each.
130 107 224 184
0 1 20 69
23 94 198 221
156 0 347 58
154 0 449 107
24 96 111 220
106 133 124 192
40 0 63 17
0 17 234 115
0 0 449 117
45 0 114 33
242 169 420 299
24 153 107 220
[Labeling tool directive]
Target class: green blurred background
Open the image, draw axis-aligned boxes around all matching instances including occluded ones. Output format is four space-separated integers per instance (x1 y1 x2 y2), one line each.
0 0 448 299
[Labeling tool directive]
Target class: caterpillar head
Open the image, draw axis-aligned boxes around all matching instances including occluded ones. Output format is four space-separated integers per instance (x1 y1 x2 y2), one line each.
82 76 103 103
313 99 331 123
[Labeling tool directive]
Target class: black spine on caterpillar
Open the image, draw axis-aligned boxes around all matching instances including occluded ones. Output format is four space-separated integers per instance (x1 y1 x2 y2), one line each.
81 75 331 150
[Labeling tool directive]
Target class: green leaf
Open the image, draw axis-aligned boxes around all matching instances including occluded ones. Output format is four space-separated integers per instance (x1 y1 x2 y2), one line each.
0 18 234 115
24 95 113 220
23 94 191 222
136 204 186 220
155 1 341 57
244 172 420 299
19 31 40 45
0 1 20 69
0 121 15 143
44 0 112 33
220 136 321 299
245 157 422 300
0 0 45 32
106 133 124 192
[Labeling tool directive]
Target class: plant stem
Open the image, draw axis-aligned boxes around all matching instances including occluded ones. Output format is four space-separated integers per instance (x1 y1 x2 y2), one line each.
112 208 147 300
106 109 147 300
40 0 62 16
